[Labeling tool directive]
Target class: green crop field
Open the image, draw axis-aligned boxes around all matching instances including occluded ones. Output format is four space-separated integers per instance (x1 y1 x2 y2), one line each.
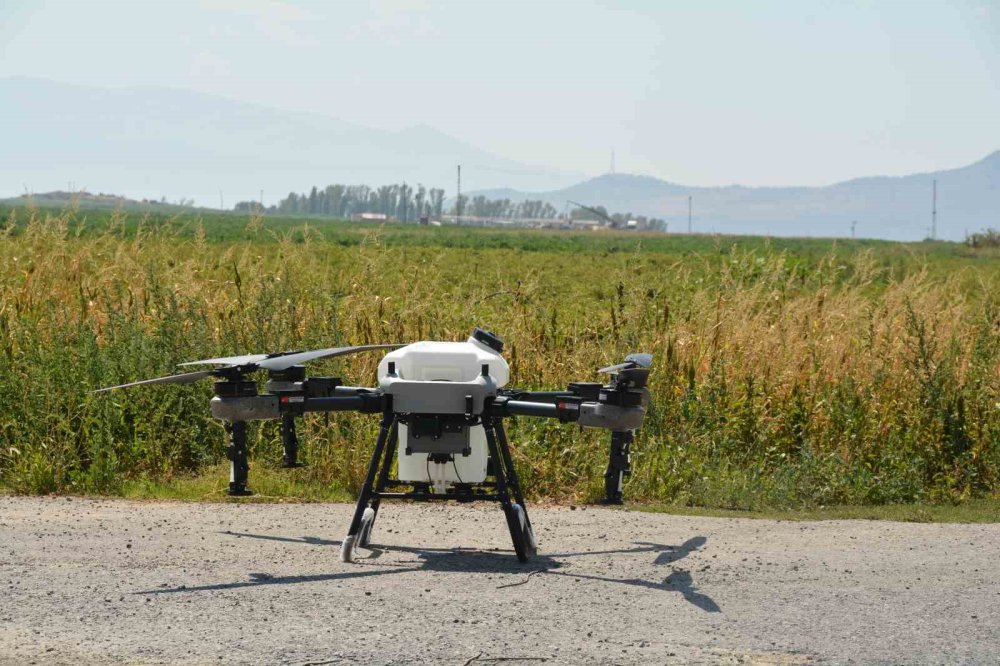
1 204 998 512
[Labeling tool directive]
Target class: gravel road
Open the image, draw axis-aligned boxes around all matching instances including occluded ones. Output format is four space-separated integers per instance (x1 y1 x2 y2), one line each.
1 496 997 665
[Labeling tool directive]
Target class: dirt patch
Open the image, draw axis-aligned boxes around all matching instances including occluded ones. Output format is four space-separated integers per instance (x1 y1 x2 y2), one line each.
1 497 997 664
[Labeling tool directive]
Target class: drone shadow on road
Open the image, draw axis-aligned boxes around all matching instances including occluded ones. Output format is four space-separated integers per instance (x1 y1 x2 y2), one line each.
137 532 719 612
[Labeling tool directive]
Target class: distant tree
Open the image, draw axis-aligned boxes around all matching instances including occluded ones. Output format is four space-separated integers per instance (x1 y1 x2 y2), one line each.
429 188 445 218
414 184 427 218
234 200 267 213
308 186 318 214
265 183 633 226
398 183 411 221
965 228 1000 248
452 194 468 217
324 184 344 217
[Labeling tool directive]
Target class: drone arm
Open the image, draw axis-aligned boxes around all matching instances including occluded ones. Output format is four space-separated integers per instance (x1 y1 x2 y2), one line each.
209 390 384 421
491 398 566 420
300 392 383 415
487 396 646 431
500 390 567 404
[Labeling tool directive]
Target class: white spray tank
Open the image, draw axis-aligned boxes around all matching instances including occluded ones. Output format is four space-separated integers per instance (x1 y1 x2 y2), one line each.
377 330 509 490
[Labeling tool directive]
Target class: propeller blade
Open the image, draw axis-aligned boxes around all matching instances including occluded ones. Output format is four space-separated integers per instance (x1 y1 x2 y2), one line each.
97 344 404 392
178 353 272 367
255 343 404 371
92 369 216 393
597 352 653 374
180 344 405 370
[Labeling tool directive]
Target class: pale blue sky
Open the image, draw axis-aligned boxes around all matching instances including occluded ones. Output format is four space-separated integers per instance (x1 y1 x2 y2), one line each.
2 0 998 186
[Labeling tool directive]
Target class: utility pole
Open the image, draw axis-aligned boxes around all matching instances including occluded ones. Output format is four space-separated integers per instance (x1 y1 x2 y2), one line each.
456 165 462 225
931 179 937 240
851 220 857 238
687 195 692 234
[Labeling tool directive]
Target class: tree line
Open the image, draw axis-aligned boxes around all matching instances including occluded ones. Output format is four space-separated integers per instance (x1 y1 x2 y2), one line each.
235 183 664 230
236 184 446 220
457 195 559 220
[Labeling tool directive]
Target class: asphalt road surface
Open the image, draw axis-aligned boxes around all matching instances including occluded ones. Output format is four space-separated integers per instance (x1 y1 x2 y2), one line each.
1 497 997 664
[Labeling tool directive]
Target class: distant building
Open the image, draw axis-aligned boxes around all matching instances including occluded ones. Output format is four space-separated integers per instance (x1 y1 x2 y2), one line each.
436 215 614 231
568 218 604 230
353 213 391 222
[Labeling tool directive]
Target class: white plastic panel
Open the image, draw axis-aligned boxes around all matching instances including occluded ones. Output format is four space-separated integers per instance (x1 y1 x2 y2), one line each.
378 338 509 387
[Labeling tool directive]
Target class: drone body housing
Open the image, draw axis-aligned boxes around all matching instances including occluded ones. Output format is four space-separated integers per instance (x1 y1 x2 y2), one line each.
379 335 507 486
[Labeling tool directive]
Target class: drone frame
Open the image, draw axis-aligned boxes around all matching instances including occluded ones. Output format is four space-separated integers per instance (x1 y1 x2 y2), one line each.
97 339 651 563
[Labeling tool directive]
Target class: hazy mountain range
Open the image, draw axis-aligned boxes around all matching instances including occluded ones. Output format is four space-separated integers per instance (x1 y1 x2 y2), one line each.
2 78 997 241
0 77 579 206
473 153 999 242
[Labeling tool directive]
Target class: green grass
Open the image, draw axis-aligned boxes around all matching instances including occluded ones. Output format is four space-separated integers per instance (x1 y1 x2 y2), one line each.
5 468 996 522
3 202 992 259
119 463 352 503
632 496 1000 523
0 463 353 503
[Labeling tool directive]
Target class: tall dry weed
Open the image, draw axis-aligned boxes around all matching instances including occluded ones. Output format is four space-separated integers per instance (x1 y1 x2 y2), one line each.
0 209 997 505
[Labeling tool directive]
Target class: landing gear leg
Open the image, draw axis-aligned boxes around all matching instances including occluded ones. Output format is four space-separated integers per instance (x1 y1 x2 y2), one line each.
493 419 537 554
484 418 534 562
280 414 306 468
341 409 395 562
602 430 632 505
226 420 252 497
359 420 398 547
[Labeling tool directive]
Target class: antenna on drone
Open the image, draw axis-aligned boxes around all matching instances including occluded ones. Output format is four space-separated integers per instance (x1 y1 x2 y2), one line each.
931 179 937 240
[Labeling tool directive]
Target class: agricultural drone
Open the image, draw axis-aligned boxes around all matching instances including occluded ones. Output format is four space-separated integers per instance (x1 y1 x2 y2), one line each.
96 329 652 562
